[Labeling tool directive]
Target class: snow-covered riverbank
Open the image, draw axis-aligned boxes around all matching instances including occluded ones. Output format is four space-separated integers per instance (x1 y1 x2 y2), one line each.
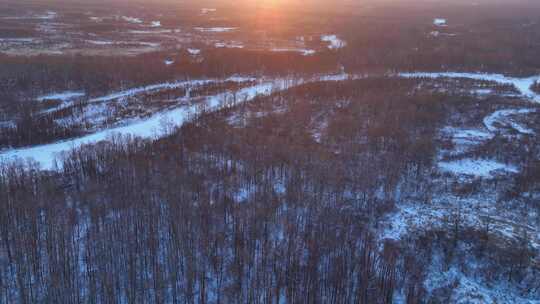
0 74 352 170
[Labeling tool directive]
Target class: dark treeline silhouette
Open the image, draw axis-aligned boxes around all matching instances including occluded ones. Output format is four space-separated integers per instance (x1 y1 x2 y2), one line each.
0 79 538 303
0 50 338 104
0 99 87 149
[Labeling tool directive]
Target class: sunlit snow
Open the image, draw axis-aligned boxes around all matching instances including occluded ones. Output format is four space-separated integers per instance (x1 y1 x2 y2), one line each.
434 18 447 26
321 35 346 49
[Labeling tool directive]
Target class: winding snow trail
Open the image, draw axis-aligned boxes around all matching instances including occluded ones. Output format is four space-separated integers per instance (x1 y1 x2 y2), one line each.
483 108 535 135
0 74 352 170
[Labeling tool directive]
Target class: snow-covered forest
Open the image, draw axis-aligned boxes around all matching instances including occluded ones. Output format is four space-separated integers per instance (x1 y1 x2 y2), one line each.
0 0 539 303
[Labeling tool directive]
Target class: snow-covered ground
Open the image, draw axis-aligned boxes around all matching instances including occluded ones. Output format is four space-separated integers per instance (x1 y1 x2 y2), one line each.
187 48 201 55
194 27 237 33
0 38 36 43
0 74 351 169
270 48 316 56
1 11 57 20
321 35 346 49
85 40 161 48
128 29 172 34
424 254 540 304
121 16 143 24
215 42 244 49
483 108 536 135
443 127 494 145
85 39 115 45
434 18 447 26
439 159 518 177
400 72 540 102
441 127 494 156
37 91 85 102
383 71 540 266
88 79 224 103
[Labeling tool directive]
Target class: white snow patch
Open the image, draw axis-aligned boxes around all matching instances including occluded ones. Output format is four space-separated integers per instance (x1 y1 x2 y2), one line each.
1 11 56 20
214 42 244 49
136 42 160 47
195 27 237 33
128 29 172 34
187 48 201 55
473 88 492 95
321 35 346 49
85 40 114 45
85 40 160 48
434 18 447 26
39 11 57 20
270 48 316 56
121 16 143 24
89 16 103 22
443 127 494 145
0 38 36 43
37 91 85 102
164 59 174 66
150 21 161 27
438 159 518 177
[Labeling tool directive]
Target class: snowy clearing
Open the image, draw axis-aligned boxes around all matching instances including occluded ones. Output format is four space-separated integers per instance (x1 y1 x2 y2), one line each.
438 159 518 177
